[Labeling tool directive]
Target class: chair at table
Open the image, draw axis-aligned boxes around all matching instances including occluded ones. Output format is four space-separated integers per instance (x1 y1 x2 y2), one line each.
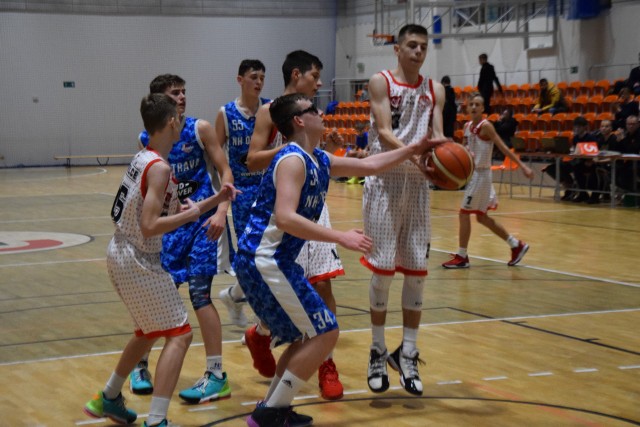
491 148 520 195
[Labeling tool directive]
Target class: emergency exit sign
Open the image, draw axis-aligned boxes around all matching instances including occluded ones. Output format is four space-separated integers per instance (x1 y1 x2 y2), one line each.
63 81 75 88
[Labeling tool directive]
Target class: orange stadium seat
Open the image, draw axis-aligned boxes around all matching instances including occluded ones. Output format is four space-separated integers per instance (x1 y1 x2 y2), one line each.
566 81 582 100
572 95 589 114
503 84 519 100
527 131 544 152
585 95 604 114
594 80 610 97
564 112 581 131
583 112 597 128
601 95 618 114
549 113 567 132
581 80 596 97
517 83 531 98
534 113 551 131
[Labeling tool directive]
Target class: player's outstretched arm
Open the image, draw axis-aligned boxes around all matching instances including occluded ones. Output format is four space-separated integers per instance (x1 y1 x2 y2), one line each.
483 122 534 179
273 155 372 253
329 134 443 178
246 104 284 172
368 73 405 152
140 161 200 238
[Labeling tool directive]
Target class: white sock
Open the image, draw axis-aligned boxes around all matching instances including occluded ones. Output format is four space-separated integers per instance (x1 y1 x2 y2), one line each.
372 324 386 352
256 322 271 336
147 396 170 426
229 283 245 301
507 235 519 248
103 372 126 400
264 374 281 402
266 370 305 408
206 355 223 379
402 327 418 355
457 247 468 257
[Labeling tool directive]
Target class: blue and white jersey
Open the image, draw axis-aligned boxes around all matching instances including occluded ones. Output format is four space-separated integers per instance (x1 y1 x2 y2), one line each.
234 143 335 344
222 97 270 189
221 98 270 238
139 117 216 209
139 117 224 283
237 143 330 264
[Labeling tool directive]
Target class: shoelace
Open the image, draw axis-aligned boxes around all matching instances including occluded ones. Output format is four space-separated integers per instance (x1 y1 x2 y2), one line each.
369 351 387 376
194 373 212 392
320 361 339 381
113 394 129 411
134 367 151 382
401 353 425 379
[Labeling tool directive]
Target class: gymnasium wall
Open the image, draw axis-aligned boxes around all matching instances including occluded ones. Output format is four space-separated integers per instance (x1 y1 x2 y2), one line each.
335 1 640 95
0 12 336 167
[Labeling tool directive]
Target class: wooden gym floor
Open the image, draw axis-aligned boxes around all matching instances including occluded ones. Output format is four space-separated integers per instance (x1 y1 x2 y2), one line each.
0 165 638 426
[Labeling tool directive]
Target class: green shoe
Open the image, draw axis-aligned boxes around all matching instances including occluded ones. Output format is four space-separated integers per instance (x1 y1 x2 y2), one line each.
84 390 137 424
179 371 231 404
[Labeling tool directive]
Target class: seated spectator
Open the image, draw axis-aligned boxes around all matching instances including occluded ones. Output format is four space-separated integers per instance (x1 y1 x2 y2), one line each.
532 78 567 115
613 87 639 130
571 116 600 203
493 108 518 158
610 115 640 192
544 116 593 201
595 119 617 150
441 76 457 138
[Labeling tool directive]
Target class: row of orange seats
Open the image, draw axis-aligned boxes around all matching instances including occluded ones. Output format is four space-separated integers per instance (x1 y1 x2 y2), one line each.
454 79 619 103
323 113 369 130
455 111 614 132
333 101 370 115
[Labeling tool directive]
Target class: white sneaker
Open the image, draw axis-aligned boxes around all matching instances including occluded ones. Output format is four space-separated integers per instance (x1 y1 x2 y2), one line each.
218 287 247 327
388 345 425 396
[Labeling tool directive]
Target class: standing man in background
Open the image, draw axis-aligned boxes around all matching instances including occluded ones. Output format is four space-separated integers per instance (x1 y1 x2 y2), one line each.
477 53 502 114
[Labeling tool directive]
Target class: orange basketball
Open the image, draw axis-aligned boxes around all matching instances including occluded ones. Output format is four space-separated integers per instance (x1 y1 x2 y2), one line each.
426 142 474 190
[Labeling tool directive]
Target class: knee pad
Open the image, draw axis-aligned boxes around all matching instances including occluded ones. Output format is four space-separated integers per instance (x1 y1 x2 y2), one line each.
402 275 425 311
188 275 213 310
369 274 393 312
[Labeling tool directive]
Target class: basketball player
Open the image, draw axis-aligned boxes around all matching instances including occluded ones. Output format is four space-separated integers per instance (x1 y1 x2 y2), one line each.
362 24 448 397
442 93 534 269
238 93 439 427
135 75 235 404
242 50 346 401
217 59 270 328
83 94 238 427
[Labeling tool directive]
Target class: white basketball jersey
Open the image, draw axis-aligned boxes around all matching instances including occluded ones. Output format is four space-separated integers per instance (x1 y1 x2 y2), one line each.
464 120 493 169
368 70 435 163
110 149 179 253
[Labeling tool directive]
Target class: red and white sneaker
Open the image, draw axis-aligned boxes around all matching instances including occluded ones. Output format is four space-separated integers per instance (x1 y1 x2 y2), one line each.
318 358 343 400
508 241 529 266
442 254 470 269
244 324 276 378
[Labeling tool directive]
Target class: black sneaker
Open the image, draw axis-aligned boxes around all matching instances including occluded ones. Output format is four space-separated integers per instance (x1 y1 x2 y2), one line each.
247 406 290 427
251 401 313 427
367 346 389 393
387 346 425 396
288 409 313 427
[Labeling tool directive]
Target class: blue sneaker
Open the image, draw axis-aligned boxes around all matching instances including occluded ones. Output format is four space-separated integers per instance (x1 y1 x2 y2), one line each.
179 371 231 404
83 390 137 424
129 361 153 395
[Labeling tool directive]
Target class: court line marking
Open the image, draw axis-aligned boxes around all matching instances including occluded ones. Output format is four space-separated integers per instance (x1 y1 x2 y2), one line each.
0 215 110 224
0 168 108 183
3 306 639 367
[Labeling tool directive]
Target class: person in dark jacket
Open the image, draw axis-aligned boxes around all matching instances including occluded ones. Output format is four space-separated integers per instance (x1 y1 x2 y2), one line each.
441 75 457 138
477 53 502 114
